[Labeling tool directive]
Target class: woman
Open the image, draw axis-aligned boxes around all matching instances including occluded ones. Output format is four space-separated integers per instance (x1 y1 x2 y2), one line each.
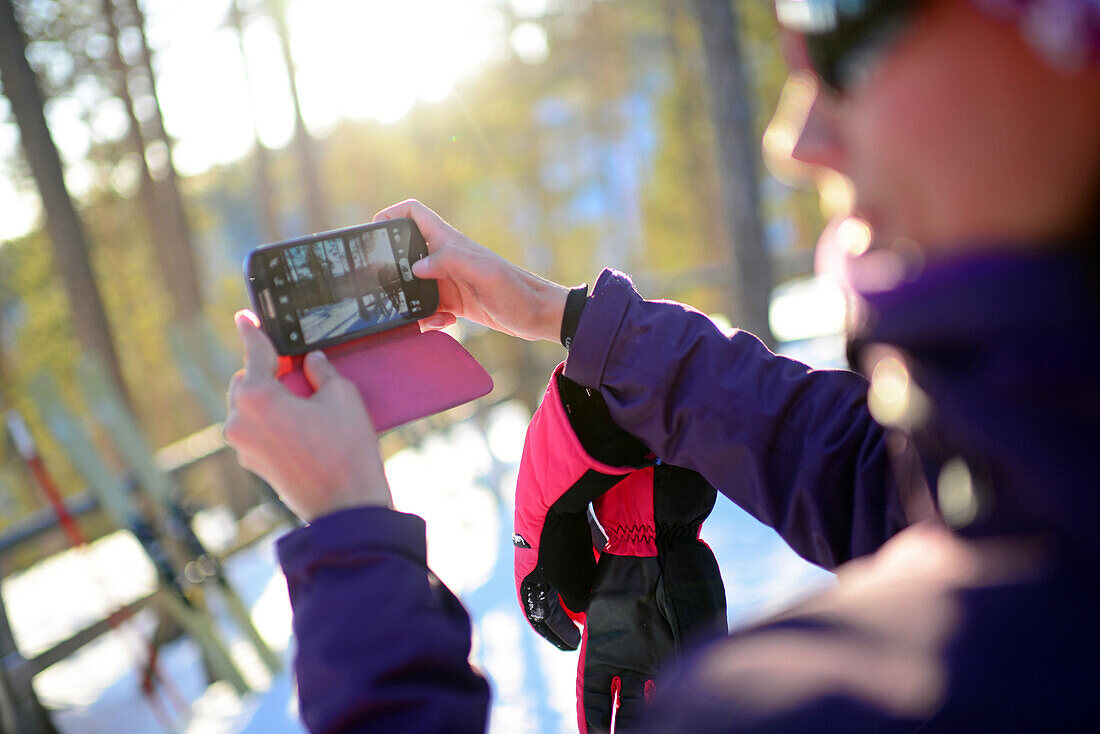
225 0 1100 730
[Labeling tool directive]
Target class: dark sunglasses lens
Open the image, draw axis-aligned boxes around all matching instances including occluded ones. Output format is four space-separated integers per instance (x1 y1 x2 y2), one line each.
802 35 843 92
775 0 914 93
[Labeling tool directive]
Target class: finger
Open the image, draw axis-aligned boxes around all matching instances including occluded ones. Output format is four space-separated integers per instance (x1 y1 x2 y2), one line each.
372 199 449 242
235 310 278 379
233 448 258 475
302 350 341 392
222 413 246 450
410 254 439 278
418 312 457 332
226 368 245 408
411 246 476 281
373 198 439 223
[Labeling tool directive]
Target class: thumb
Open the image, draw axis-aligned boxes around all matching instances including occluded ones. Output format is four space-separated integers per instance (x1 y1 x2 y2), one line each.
411 254 440 279
303 350 340 392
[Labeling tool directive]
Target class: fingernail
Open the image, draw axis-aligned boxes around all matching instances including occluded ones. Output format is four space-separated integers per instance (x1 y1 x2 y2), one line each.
306 350 329 366
425 318 445 329
411 258 429 275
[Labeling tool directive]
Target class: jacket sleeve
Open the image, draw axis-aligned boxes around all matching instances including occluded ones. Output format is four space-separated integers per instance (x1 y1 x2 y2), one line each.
563 269 906 568
276 507 490 734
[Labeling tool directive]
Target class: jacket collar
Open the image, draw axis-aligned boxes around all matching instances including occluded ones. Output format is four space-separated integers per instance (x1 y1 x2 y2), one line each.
851 245 1100 564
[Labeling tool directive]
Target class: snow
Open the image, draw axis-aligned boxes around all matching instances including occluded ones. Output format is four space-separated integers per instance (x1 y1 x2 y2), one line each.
4 375 836 733
297 298 367 345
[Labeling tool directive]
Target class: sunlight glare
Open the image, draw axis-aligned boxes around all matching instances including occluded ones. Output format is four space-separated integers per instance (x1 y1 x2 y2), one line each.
836 216 873 257
285 0 504 129
510 22 549 64
156 25 257 176
0 174 41 242
141 0 505 175
510 0 549 18
241 16 297 150
938 457 979 528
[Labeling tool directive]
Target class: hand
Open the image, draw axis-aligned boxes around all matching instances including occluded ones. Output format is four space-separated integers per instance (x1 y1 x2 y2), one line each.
373 199 570 342
223 311 392 521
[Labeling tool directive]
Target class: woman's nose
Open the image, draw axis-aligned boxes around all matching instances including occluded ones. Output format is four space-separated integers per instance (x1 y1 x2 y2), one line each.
790 83 845 174
763 72 845 184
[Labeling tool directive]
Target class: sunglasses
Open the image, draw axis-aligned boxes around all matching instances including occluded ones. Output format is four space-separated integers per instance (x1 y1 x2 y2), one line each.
775 0 917 93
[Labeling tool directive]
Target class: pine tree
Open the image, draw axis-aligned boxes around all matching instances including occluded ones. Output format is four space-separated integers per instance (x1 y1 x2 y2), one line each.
0 0 133 407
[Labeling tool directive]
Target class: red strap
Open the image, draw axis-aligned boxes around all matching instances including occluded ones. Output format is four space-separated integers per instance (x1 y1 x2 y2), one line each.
609 676 622 734
27 456 87 547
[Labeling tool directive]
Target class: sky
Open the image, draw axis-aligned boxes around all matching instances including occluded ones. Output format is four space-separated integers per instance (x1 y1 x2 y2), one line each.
0 0 553 241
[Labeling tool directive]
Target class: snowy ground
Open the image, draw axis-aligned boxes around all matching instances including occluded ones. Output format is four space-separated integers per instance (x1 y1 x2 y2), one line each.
4 336 843 734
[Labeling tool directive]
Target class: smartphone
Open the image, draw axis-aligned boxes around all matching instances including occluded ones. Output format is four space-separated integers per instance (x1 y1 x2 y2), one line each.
245 218 438 356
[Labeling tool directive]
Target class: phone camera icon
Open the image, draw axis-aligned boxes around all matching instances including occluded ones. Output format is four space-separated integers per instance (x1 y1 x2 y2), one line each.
289 332 300 342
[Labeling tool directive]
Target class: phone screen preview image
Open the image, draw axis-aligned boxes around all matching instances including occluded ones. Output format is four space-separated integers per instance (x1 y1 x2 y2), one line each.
250 220 434 355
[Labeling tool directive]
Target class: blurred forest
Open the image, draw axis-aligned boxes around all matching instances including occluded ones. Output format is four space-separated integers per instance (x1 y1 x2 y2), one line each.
0 0 824 552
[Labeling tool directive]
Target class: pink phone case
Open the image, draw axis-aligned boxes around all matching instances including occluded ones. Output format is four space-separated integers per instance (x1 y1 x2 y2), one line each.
276 324 493 432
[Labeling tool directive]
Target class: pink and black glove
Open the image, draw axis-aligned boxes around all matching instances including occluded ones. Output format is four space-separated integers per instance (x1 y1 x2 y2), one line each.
514 364 727 732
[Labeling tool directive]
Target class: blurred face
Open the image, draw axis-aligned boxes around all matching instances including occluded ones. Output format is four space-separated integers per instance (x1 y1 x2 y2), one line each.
782 0 1100 256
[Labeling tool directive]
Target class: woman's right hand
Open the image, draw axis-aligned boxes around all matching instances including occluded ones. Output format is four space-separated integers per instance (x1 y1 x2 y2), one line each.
372 199 569 342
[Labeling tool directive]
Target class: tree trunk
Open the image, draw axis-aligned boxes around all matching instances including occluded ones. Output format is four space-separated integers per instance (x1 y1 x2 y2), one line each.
119 0 205 320
251 137 281 243
662 0 730 272
100 0 194 322
270 0 330 233
689 0 775 346
230 0 281 243
0 309 13 407
0 0 133 407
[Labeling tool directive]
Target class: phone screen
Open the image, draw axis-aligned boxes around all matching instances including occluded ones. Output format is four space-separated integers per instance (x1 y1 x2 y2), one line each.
248 219 436 354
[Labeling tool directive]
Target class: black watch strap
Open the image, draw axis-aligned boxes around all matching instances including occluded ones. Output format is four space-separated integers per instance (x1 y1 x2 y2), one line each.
560 283 589 350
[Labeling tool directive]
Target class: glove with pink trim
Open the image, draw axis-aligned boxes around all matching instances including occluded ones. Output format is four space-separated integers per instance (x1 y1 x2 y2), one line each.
514 363 727 732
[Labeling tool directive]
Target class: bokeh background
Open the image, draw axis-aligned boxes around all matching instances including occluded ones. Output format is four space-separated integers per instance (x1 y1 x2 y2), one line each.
0 1 847 732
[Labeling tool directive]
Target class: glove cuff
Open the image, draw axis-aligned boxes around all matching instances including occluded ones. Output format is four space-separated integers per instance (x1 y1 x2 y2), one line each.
514 362 643 649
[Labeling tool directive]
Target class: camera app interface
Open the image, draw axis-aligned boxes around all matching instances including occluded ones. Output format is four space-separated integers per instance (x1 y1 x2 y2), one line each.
269 227 411 347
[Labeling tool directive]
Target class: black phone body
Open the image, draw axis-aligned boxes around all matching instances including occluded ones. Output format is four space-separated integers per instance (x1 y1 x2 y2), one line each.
245 218 438 356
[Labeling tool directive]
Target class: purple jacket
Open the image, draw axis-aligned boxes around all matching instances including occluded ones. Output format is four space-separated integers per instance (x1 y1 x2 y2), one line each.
277 250 1100 732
